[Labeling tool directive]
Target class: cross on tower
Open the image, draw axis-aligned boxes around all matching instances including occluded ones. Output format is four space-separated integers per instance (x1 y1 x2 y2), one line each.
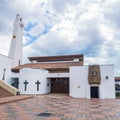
23 80 29 91
35 80 41 91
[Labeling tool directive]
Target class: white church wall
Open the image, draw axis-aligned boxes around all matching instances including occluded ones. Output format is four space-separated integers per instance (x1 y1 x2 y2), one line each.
69 66 89 98
70 65 115 99
19 68 50 94
100 65 115 99
0 54 12 84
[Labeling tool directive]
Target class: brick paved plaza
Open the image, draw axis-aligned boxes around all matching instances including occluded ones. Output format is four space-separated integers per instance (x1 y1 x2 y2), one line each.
0 94 120 120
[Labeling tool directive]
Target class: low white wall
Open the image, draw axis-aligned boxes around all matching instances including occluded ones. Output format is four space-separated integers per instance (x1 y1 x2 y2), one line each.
11 72 19 78
19 68 50 94
115 81 120 84
0 54 12 84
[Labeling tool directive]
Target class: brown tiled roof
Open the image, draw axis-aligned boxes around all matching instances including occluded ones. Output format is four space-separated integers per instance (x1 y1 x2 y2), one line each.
28 54 83 62
12 61 83 72
115 77 120 81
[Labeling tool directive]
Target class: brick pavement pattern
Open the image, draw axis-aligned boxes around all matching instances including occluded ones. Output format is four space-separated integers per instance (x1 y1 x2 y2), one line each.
0 95 34 105
0 94 120 120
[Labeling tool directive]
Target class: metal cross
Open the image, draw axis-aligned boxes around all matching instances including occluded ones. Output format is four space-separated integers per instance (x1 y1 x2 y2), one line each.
23 80 29 91
35 80 41 91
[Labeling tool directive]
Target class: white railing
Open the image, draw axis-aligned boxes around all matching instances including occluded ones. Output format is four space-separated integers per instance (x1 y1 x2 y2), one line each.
47 73 69 78
11 72 19 78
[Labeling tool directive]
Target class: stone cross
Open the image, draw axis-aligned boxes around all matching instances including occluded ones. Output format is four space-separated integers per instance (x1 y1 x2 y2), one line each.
23 80 29 91
35 80 41 91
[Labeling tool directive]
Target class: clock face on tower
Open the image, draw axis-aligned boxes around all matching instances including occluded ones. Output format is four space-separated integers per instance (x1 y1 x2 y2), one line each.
12 35 16 38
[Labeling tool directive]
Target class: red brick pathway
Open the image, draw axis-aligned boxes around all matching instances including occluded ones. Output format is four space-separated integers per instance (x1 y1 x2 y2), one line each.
0 94 120 120
0 95 34 104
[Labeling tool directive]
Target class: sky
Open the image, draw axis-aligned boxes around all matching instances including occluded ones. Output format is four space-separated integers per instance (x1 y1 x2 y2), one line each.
0 0 120 76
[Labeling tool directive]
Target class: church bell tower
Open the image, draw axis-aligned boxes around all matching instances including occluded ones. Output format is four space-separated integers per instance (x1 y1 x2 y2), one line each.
8 14 24 67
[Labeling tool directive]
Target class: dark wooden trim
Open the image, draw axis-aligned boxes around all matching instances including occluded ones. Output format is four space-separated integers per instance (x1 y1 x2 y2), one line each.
28 54 83 62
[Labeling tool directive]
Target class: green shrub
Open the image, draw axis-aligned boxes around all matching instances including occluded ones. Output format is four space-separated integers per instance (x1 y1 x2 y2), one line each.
116 92 120 97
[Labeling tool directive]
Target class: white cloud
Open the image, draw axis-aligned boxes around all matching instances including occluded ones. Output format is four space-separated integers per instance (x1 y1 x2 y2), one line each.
0 0 120 76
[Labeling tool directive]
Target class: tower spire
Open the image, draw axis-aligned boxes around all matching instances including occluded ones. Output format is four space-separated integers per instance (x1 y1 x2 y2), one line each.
8 14 24 67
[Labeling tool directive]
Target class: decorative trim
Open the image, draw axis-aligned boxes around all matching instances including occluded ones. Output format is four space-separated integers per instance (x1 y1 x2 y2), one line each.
88 65 101 84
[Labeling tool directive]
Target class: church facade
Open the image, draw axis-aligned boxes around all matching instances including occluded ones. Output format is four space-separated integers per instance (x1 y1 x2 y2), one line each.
0 15 115 99
11 55 115 99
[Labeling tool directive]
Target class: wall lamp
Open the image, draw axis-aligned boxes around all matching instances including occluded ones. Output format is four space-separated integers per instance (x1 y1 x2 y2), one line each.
106 76 108 80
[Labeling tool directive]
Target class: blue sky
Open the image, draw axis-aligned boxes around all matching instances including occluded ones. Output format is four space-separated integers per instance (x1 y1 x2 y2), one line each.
0 0 120 76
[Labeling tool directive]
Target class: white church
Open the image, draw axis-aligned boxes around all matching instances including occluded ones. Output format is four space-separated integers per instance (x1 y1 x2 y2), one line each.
0 15 115 99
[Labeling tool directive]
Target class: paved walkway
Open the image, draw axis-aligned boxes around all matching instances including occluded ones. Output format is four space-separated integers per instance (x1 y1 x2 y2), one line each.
0 94 120 120
0 95 34 104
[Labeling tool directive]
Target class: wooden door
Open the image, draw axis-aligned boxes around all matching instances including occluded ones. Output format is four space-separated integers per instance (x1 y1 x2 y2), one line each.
51 78 69 93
